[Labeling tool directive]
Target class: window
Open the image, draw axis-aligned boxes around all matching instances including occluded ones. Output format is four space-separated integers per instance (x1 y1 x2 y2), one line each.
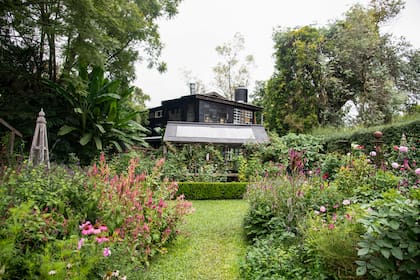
233 108 253 124
154 110 163 118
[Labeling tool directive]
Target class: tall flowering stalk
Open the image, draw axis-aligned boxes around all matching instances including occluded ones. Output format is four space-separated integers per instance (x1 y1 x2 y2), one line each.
88 154 193 265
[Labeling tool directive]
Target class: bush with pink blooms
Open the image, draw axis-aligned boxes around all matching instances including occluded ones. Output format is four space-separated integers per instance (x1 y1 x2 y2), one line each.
0 154 192 279
88 155 194 267
241 137 420 280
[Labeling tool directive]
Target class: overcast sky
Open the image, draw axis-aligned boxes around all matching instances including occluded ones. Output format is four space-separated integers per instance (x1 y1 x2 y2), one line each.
134 0 420 108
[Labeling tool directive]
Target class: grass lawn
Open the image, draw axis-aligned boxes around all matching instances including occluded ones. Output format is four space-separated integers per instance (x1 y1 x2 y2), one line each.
141 200 249 280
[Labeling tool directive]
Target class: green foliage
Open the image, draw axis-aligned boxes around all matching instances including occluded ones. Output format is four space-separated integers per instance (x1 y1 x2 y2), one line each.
177 182 247 200
264 26 323 134
357 190 420 279
303 207 366 279
243 176 309 241
46 64 149 164
240 236 326 280
164 144 228 182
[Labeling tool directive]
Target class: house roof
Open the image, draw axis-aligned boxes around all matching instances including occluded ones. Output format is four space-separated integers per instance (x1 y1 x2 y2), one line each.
163 121 269 145
149 93 261 112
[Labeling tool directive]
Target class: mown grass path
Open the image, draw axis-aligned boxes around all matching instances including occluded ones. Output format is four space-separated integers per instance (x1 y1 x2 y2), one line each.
142 200 249 280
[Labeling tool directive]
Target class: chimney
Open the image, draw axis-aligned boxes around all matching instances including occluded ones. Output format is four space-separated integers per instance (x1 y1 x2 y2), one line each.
234 87 248 103
189 82 196 95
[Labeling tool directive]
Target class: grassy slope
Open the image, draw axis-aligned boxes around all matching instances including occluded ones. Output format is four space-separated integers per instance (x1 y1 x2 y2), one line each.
142 200 249 280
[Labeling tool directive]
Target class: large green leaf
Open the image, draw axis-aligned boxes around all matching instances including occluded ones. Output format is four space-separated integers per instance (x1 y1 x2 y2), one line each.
58 125 78 136
95 124 106 134
95 93 121 104
110 140 122 152
79 133 92 146
93 136 102 150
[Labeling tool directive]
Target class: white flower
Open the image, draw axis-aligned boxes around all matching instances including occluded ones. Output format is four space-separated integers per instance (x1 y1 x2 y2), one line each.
342 199 351 206
48 270 57 275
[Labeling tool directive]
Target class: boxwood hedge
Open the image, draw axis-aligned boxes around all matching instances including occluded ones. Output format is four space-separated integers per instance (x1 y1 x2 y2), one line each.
177 182 248 200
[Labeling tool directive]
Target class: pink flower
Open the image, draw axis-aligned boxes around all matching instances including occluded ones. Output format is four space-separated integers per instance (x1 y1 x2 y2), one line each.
345 213 352 221
92 228 101 235
320 206 326 213
332 213 337 221
342 199 351 206
391 162 399 169
81 225 94 235
415 168 420 176
96 237 109 244
103 247 111 257
328 224 335 230
143 223 150 233
393 145 399 151
369 151 377 157
399 146 408 153
99 225 108 232
79 221 91 229
77 238 85 250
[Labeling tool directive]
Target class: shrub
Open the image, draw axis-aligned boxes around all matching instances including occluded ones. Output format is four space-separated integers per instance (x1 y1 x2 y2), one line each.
240 235 327 280
356 190 420 279
243 175 309 241
89 155 193 266
303 206 366 279
177 182 247 200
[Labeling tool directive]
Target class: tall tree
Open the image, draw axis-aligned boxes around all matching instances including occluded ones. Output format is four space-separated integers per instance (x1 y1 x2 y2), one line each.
212 32 255 100
261 0 414 134
263 26 323 135
0 0 181 156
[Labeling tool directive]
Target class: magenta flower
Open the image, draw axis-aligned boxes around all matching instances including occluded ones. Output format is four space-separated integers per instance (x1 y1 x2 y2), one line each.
81 225 94 235
399 146 408 153
391 162 399 169
320 206 326 213
77 238 85 250
342 199 351 206
96 237 109 244
99 225 108 232
103 247 111 257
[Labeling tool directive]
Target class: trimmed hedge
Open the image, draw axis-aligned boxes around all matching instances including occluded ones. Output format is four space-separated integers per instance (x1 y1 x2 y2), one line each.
324 119 420 153
177 182 248 200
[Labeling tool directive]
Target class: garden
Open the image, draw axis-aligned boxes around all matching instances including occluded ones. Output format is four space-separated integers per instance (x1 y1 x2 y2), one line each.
1 117 419 279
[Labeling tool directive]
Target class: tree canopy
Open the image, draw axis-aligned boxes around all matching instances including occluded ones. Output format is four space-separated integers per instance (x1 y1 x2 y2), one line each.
258 0 419 134
0 0 182 162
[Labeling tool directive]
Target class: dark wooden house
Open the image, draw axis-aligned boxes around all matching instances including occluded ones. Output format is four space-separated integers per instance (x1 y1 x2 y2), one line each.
146 88 268 146
149 88 261 128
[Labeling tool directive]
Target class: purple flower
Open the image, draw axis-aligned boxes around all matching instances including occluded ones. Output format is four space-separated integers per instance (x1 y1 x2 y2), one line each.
391 162 399 169
103 247 111 257
77 238 85 250
399 146 408 153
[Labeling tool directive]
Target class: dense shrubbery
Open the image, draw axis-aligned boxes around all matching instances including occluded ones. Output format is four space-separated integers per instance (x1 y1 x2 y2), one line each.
241 137 420 279
177 182 247 200
0 155 192 279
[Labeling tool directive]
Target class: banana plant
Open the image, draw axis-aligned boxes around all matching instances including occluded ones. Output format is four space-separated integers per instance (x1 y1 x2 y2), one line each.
44 64 148 161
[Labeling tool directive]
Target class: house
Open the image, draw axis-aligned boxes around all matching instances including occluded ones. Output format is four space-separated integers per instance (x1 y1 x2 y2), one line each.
145 87 269 180
147 87 268 146
149 88 261 128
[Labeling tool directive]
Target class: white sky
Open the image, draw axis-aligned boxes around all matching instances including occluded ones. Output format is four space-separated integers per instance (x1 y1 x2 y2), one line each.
134 0 420 108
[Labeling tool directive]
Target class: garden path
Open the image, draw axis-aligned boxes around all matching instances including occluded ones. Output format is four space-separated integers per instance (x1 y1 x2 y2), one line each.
142 200 249 280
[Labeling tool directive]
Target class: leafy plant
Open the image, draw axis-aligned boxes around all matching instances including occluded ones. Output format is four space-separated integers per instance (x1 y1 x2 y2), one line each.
356 190 420 279
45 64 148 164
